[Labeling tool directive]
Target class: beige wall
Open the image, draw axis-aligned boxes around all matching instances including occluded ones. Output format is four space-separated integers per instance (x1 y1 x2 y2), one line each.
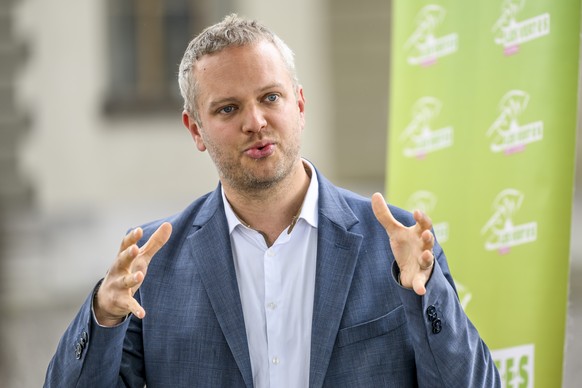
330 0 391 184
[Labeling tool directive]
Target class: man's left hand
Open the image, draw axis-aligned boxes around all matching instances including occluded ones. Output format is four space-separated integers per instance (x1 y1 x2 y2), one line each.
371 192 435 296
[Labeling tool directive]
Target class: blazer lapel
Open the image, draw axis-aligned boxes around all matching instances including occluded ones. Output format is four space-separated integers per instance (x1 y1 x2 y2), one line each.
309 175 363 388
186 187 254 387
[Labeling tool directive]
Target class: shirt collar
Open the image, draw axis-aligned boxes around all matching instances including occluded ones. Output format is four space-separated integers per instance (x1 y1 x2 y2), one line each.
222 159 319 235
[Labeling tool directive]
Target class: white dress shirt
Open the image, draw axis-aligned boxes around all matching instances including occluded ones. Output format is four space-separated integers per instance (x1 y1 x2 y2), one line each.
222 161 319 388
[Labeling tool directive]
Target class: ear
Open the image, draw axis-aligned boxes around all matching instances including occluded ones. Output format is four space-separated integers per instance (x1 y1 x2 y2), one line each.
297 86 306 129
182 111 207 152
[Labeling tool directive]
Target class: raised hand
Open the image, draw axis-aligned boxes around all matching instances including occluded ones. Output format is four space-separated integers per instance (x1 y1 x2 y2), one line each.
93 222 172 326
371 193 435 296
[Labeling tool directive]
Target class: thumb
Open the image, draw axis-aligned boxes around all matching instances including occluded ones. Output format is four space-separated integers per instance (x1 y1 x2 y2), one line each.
372 193 401 233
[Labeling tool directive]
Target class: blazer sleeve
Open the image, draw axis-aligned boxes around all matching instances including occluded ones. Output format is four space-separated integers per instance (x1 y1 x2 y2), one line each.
43 283 139 388
394 242 501 387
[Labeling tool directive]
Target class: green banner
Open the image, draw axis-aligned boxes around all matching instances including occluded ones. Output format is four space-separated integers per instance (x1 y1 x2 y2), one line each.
387 1 580 386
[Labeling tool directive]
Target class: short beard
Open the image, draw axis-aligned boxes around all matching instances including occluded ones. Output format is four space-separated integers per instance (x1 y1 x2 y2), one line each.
202 133 301 196
220 146 300 196
228 161 286 192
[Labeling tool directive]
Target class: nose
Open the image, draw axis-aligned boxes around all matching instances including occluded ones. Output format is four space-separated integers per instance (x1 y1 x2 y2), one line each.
242 104 267 133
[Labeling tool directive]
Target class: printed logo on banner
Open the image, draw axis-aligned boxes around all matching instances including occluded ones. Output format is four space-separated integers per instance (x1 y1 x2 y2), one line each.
491 344 535 388
481 189 537 254
404 5 459 66
405 190 449 243
487 90 543 155
400 97 454 159
492 0 550 55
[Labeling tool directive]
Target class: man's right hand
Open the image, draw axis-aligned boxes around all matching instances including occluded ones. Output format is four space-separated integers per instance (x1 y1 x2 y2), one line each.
93 222 173 327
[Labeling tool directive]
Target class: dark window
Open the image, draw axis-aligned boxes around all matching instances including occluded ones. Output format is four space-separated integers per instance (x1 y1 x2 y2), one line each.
104 0 231 116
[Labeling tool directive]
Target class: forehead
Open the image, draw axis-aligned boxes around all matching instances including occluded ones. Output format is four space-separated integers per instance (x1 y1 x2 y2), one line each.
193 41 293 101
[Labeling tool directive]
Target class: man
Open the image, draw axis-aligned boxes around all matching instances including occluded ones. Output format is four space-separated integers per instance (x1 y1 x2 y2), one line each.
45 14 500 387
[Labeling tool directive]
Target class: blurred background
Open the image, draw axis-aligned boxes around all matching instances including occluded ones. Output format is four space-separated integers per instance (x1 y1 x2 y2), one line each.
0 0 580 386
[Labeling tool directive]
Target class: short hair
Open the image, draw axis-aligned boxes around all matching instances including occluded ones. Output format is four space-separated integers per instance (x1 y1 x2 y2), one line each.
178 14 298 123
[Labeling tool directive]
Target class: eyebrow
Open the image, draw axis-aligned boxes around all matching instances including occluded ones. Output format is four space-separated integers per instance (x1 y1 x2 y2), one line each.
257 82 285 94
207 82 286 111
208 97 238 111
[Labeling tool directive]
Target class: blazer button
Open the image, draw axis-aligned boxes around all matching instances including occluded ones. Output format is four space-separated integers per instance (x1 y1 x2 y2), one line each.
432 318 442 334
74 342 83 359
426 305 437 322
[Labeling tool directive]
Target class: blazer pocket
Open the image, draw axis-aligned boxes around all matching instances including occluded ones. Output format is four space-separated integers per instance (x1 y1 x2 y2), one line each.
336 305 406 348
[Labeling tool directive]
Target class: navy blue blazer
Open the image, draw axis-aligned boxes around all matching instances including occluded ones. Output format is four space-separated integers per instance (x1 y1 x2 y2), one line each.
45 170 500 387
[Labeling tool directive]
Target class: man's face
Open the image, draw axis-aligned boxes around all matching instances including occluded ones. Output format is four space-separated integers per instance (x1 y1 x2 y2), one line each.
185 41 306 193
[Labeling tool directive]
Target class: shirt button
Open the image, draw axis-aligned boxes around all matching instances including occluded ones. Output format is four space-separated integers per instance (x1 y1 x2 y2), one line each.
266 248 275 257
267 302 277 310
272 356 280 365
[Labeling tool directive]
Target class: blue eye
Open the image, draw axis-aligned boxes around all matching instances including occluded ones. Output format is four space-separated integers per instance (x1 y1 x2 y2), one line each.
265 94 279 102
219 105 236 114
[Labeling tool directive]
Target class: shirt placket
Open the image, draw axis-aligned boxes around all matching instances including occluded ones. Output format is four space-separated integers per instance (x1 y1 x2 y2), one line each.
264 244 283 386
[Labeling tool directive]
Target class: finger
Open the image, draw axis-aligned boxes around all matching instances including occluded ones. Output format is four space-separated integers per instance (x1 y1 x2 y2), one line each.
412 275 428 296
119 227 143 253
419 249 434 270
421 229 435 251
127 297 146 319
139 222 173 263
371 193 402 234
411 250 434 296
413 209 433 232
116 244 139 271
120 270 144 290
